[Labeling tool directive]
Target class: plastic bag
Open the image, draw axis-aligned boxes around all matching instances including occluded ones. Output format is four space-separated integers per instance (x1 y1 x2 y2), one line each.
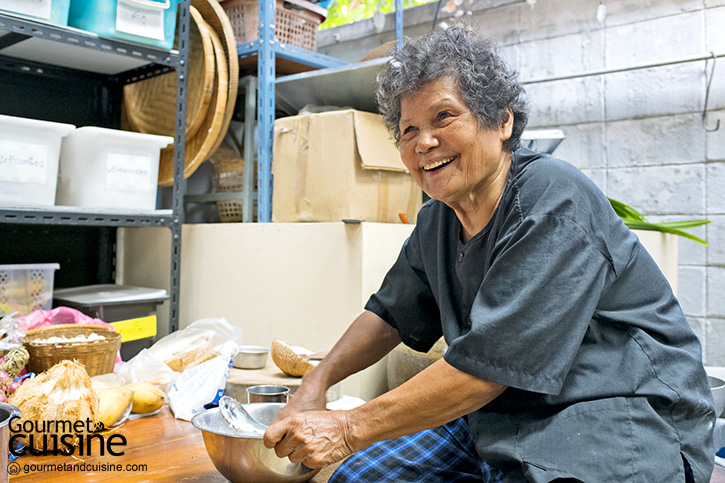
0 312 25 352
168 340 238 421
116 349 177 394
17 307 123 368
147 318 243 373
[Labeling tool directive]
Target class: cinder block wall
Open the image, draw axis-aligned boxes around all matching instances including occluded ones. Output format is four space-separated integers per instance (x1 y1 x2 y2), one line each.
317 0 725 365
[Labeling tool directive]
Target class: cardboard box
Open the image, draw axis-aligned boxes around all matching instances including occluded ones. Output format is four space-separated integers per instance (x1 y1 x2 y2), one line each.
272 109 422 223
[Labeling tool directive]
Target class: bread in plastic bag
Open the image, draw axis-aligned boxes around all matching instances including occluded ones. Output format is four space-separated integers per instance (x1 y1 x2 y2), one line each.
147 317 243 373
168 340 239 421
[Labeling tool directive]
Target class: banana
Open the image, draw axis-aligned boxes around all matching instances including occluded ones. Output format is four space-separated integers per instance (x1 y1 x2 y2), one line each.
126 382 166 414
97 386 134 429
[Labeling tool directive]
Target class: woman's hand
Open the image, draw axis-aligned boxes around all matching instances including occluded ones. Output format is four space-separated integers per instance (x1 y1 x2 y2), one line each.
263 410 356 469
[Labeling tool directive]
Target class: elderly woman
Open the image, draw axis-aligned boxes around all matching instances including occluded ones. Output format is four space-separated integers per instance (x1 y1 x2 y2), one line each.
264 26 716 482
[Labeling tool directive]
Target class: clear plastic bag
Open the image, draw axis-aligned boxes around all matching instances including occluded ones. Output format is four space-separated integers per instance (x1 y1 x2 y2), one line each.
116 348 177 394
147 317 243 373
168 340 238 421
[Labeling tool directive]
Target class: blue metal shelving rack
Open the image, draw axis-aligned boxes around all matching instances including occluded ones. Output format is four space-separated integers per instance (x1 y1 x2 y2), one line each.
247 0 404 222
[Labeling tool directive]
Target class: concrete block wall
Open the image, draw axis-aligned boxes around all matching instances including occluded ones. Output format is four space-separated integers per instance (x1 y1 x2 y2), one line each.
317 0 725 364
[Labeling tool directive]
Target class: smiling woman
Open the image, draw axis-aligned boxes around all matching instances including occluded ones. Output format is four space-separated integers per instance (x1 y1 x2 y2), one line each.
263 26 717 483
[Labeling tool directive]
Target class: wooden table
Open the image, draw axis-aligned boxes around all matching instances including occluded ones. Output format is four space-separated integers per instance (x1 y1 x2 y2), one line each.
8 406 337 483
9 406 722 482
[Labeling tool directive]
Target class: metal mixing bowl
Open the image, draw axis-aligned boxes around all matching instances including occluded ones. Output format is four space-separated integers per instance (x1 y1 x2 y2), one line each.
710 376 725 418
233 346 270 370
191 403 320 483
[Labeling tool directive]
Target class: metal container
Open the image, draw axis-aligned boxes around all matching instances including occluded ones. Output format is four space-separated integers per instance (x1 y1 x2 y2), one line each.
0 403 20 483
246 385 289 404
191 403 319 483
233 345 269 370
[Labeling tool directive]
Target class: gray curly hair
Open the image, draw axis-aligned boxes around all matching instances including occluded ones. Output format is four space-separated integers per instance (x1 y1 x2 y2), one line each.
376 26 529 151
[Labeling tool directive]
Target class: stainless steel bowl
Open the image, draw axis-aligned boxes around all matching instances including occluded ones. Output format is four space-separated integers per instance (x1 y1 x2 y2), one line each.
191 403 320 483
710 376 725 418
233 346 270 370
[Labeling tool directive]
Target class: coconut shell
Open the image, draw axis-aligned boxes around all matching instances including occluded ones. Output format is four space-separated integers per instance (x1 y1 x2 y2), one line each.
9 360 98 453
270 339 318 377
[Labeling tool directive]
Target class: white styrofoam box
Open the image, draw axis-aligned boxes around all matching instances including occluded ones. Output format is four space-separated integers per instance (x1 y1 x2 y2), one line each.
0 115 75 207
0 263 60 315
56 127 173 211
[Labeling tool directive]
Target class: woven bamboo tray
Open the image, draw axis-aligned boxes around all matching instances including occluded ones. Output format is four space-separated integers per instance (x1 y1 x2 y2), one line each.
157 0 239 186
123 6 215 140
24 324 121 377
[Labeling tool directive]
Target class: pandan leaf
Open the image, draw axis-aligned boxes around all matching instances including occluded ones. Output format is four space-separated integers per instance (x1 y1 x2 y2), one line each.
608 198 710 246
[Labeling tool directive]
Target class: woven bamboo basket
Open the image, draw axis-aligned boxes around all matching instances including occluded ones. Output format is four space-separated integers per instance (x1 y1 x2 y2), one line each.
24 324 121 377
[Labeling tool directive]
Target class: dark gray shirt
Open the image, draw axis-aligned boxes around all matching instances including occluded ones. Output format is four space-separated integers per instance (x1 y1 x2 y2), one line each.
366 148 715 482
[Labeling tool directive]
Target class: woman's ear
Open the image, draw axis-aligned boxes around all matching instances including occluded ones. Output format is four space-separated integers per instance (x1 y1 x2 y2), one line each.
501 108 514 142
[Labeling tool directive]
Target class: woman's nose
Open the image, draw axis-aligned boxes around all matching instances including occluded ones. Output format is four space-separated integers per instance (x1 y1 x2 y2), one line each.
415 129 439 153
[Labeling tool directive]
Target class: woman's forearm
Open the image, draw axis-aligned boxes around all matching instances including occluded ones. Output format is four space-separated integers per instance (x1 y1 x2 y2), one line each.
347 358 507 450
302 310 403 392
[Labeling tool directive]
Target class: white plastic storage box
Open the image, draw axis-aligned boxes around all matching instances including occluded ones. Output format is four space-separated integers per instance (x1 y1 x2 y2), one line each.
56 127 173 211
0 115 75 207
53 284 167 359
0 0 71 26
0 263 60 315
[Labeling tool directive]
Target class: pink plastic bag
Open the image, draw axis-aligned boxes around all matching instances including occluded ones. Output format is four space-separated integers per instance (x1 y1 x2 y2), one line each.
18 307 124 370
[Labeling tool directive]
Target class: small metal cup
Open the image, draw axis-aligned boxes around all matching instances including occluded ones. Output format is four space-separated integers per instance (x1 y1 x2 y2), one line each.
246 385 290 404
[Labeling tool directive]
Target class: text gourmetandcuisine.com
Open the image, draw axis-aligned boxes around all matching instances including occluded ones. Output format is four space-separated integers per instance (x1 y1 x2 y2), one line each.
8 417 128 457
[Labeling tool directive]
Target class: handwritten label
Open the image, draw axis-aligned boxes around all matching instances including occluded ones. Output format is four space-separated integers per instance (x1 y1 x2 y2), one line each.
0 0 52 20
0 140 48 184
106 152 152 192
116 0 165 40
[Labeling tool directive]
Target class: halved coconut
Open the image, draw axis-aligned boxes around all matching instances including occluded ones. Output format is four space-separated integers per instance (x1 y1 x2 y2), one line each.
271 339 318 377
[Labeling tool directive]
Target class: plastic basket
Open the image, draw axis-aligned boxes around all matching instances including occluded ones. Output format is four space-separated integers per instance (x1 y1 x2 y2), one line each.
24 324 121 376
0 264 60 316
221 0 325 51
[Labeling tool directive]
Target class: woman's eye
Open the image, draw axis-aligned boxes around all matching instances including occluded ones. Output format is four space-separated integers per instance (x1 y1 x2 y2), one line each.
403 126 415 135
436 111 451 121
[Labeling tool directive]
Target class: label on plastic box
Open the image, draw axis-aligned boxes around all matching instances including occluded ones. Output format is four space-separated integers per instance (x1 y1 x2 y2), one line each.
0 0 52 20
105 152 153 192
116 0 165 40
110 315 157 342
0 140 48 184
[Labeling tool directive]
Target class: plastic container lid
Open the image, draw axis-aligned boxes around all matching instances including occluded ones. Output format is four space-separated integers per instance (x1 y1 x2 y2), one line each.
53 284 168 307
0 264 60 271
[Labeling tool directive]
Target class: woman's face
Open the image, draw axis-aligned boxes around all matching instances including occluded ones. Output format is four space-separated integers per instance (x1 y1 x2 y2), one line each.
398 76 512 207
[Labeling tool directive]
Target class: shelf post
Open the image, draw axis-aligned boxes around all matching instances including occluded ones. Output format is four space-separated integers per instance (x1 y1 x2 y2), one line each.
396 0 403 47
257 0 277 222
169 0 191 332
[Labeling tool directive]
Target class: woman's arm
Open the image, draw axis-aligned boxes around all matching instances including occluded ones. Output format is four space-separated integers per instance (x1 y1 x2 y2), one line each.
275 310 403 417
265 356 506 468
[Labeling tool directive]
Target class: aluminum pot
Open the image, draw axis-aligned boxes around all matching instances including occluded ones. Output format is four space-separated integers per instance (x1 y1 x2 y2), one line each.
192 403 319 483
233 346 269 370
0 402 20 483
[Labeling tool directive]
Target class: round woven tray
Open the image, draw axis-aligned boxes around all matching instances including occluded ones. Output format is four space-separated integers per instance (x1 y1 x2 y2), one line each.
24 324 121 377
157 0 239 186
123 7 215 140
158 7 229 186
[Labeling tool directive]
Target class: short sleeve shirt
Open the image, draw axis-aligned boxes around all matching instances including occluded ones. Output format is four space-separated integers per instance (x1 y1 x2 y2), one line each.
365 148 715 482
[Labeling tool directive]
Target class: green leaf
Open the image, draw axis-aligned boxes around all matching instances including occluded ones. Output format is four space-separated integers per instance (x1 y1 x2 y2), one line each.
608 197 711 245
621 220 709 246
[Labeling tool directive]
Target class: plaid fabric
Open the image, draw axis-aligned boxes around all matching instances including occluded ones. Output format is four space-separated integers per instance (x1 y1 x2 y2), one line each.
328 417 502 483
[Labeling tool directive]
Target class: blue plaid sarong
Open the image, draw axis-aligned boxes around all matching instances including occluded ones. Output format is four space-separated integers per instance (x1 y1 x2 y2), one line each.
328 417 502 483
